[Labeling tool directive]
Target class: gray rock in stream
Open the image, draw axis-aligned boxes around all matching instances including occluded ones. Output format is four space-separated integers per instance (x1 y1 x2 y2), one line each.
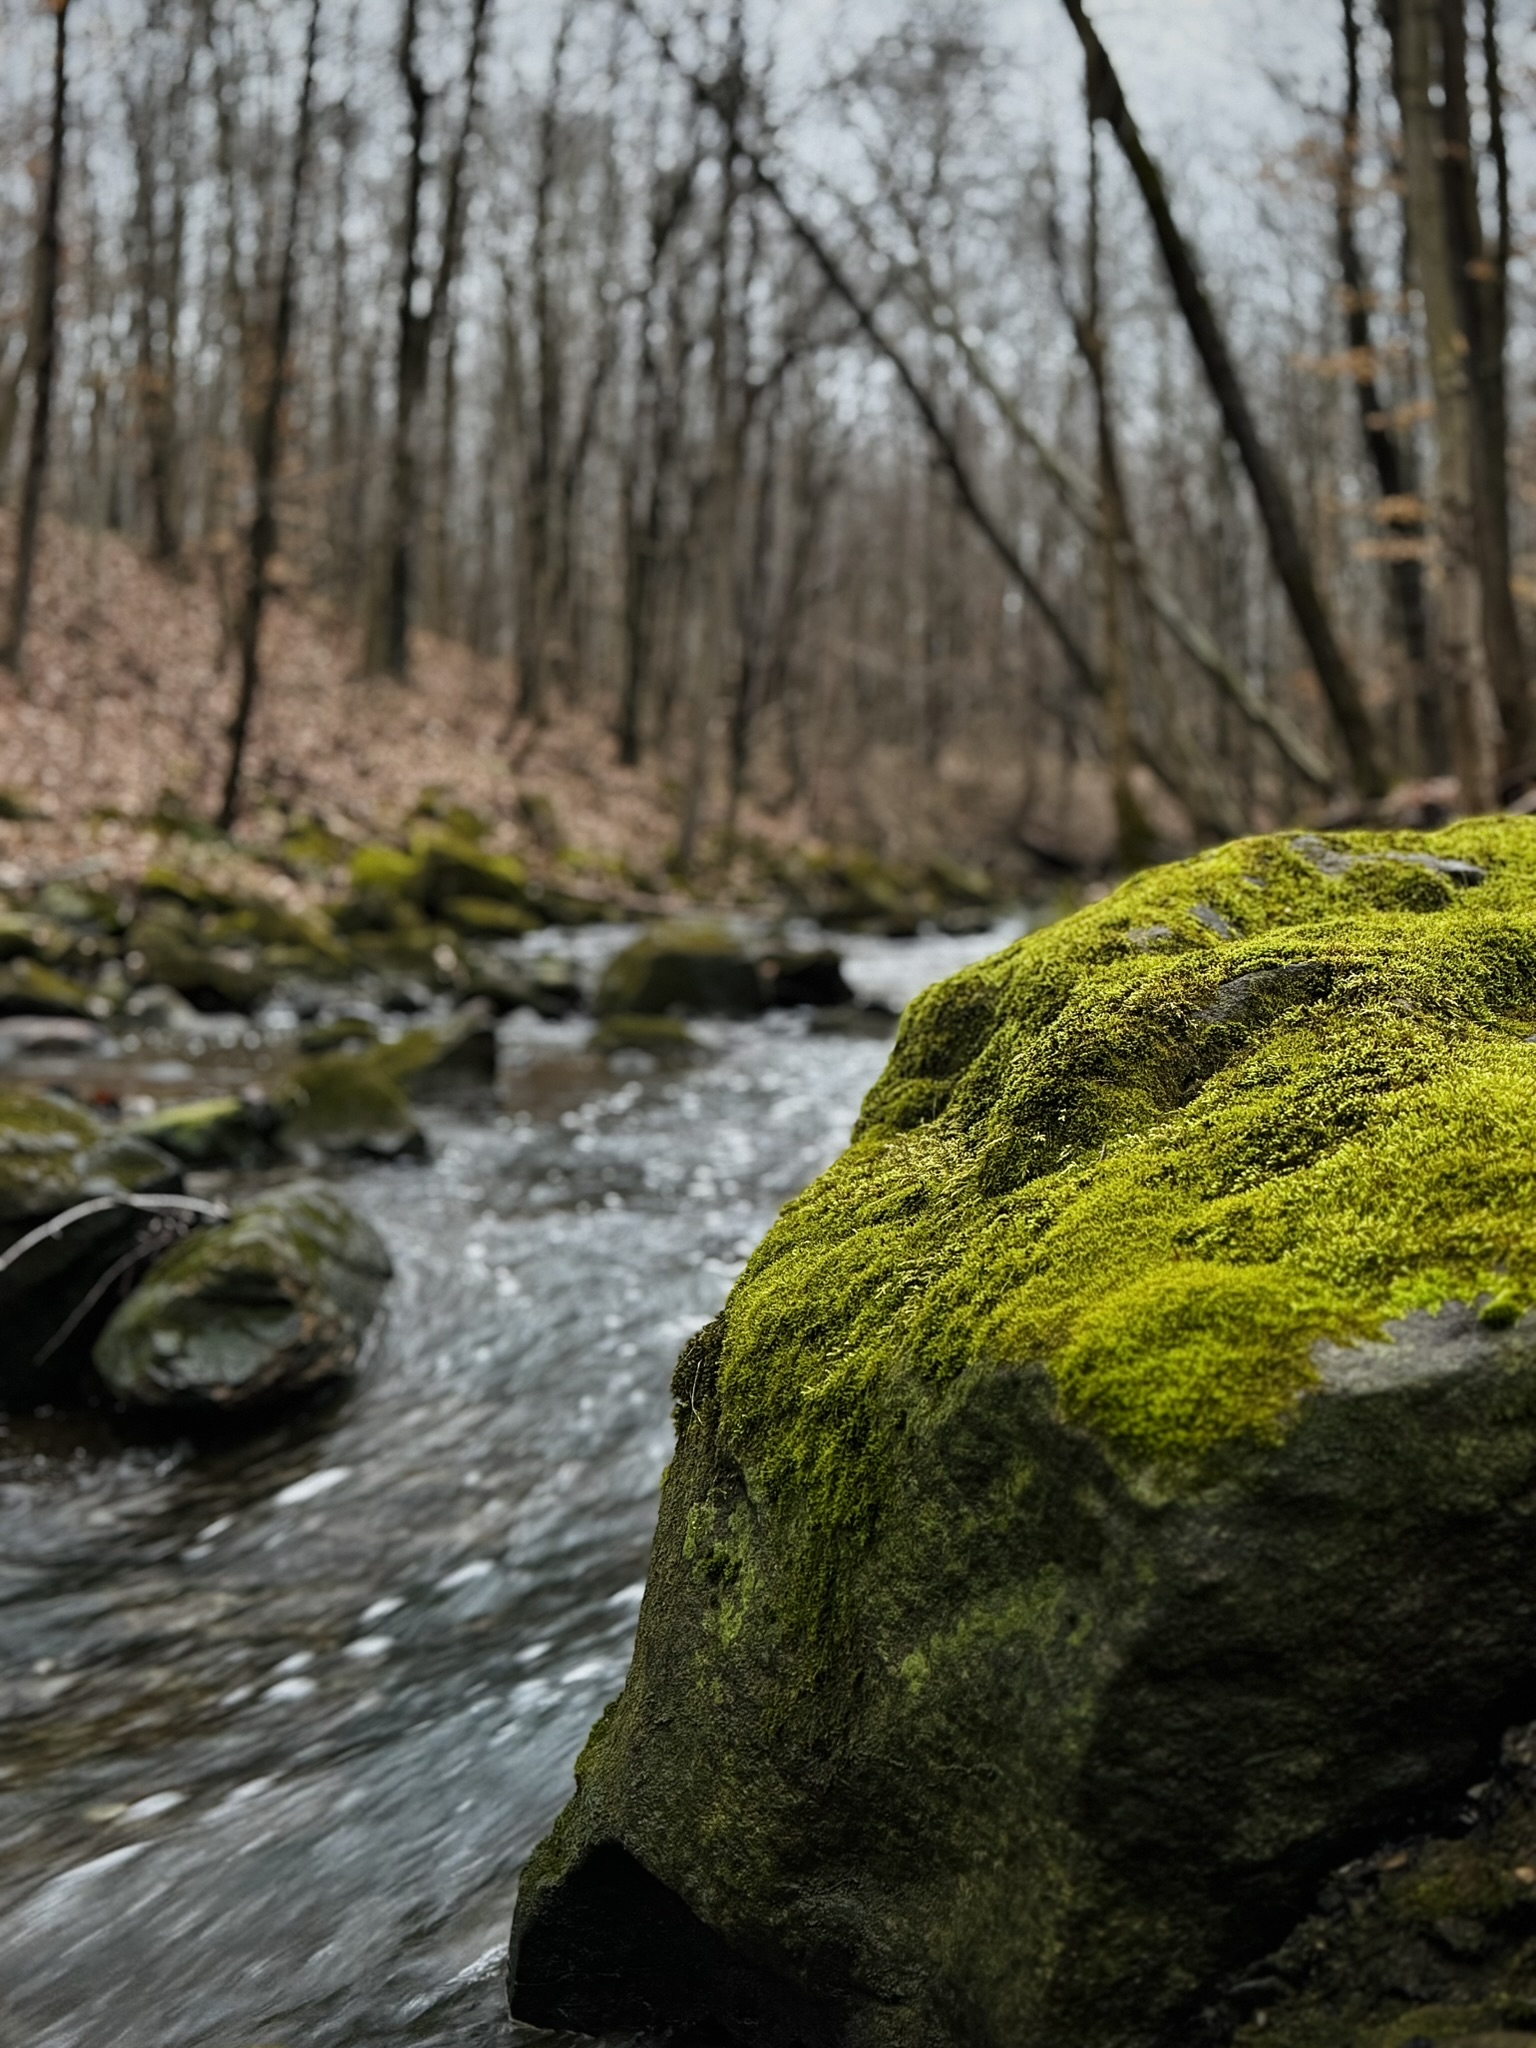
94 1180 392 1411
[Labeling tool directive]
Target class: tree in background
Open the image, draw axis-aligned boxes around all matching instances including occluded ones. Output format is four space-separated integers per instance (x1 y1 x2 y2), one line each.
2 0 70 675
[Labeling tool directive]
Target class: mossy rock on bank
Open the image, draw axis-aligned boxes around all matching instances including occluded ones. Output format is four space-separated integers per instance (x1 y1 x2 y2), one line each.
511 820 1536 2048
0 1088 183 1405
597 925 764 1018
125 907 272 1013
93 1180 391 1410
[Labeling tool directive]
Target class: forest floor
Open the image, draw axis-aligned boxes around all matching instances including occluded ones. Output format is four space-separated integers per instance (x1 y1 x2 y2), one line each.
0 512 1126 909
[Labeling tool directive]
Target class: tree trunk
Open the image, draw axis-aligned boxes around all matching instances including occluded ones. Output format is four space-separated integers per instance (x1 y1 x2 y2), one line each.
1060 0 1385 798
1385 0 1502 810
219 0 322 831
1338 0 1432 747
3 0 71 676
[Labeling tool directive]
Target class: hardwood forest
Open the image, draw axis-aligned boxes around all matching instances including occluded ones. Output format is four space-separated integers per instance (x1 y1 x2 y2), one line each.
1 0 1533 884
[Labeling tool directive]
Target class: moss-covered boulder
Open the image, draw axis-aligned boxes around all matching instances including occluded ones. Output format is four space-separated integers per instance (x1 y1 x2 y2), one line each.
0 1089 183 1404
124 905 271 1013
93 1181 391 1410
274 1052 425 1161
597 924 764 1018
510 820 1536 2048
371 1005 498 1101
0 958 100 1018
127 1092 281 1170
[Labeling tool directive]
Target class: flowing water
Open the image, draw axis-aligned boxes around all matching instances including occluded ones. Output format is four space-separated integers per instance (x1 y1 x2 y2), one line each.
0 922 1025 2048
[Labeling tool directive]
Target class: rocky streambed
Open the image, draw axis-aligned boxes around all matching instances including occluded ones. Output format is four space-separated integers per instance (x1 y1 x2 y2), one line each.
0 912 1012 2048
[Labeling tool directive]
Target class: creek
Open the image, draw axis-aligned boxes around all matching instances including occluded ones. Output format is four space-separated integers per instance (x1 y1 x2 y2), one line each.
0 921 1023 2048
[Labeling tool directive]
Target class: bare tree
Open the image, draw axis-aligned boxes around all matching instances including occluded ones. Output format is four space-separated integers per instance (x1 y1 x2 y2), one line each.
219 0 323 831
3 0 71 675
1061 0 1385 798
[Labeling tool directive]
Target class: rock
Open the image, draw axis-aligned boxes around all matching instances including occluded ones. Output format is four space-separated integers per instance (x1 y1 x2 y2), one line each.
93 1180 391 1411
807 1000 899 1039
756 948 853 1009
462 946 582 1018
0 959 101 1018
125 905 271 1012
597 924 763 1018
0 1088 184 1405
274 1051 425 1160
510 819 1536 2048
120 982 206 1032
127 1092 282 1170
441 893 542 937
590 1013 702 1065
0 911 64 963
298 1015 380 1054
372 1005 498 1101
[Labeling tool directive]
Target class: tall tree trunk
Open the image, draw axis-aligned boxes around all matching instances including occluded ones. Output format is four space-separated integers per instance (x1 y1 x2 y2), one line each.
1338 0 1433 751
1060 0 1386 798
514 0 574 724
219 0 322 831
1439 0 1526 767
3 0 70 676
1385 0 1502 809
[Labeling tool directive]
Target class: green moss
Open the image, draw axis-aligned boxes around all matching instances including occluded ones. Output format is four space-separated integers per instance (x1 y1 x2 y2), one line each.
712 821 1536 1624
0 1087 99 1221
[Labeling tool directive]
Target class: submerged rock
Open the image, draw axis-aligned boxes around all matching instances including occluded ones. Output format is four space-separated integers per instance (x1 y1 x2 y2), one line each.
94 1180 391 1410
597 924 764 1018
511 820 1536 2048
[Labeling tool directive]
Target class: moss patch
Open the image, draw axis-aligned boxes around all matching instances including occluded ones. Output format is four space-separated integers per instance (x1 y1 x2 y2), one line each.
713 820 1536 1603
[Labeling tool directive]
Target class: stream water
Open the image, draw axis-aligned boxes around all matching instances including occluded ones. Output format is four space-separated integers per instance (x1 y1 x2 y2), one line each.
0 922 1024 2048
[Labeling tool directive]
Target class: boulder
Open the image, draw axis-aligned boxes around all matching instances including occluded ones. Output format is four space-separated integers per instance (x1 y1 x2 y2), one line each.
371 1005 498 1101
463 946 582 1019
93 1180 391 1411
757 948 853 1009
0 959 101 1018
511 820 1536 2048
274 1051 426 1161
589 1013 702 1065
124 905 271 1012
597 924 764 1018
0 1088 183 1405
127 1092 282 1170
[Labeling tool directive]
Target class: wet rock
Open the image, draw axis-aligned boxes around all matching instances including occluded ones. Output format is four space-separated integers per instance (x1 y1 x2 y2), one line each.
597 925 763 1018
0 1088 184 1405
128 1092 282 1170
274 1051 425 1161
120 982 206 1032
298 1015 380 1054
93 1180 391 1411
756 948 853 1009
806 1000 900 1039
590 1013 702 1065
463 946 581 1018
511 818 1536 2048
0 959 101 1018
372 1005 498 1102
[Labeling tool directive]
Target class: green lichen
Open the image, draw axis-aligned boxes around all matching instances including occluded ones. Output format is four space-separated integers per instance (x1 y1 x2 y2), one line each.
712 821 1536 1585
